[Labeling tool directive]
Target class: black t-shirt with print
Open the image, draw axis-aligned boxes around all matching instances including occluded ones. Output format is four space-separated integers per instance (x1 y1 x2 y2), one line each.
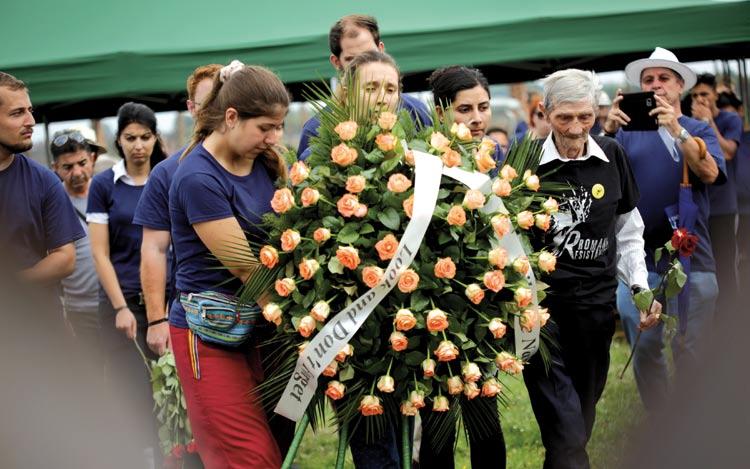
531 136 640 307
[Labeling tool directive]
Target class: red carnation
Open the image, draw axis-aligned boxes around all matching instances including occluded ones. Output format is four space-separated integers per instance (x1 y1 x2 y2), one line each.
671 228 699 258
186 440 198 454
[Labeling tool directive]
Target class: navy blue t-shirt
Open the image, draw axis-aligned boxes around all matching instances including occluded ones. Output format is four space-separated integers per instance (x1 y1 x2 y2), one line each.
0 154 86 273
87 168 146 298
514 120 528 142
707 110 743 216
735 131 750 215
616 116 727 273
168 144 276 328
296 93 432 157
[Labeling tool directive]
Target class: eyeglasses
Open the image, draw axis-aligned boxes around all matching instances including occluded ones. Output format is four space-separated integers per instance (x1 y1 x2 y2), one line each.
52 131 86 148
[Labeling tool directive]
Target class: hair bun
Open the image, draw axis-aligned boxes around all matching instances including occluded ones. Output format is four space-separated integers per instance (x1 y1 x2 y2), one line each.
220 60 245 83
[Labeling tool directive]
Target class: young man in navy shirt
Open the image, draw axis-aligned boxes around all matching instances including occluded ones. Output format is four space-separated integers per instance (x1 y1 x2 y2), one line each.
690 73 743 319
133 63 221 357
604 48 727 411
0 72 85 311
296 14 431 158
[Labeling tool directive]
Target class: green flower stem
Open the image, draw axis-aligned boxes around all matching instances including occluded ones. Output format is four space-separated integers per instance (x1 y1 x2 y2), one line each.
318 196 337 207
402 414 412 469
386 357 394 376
281 412 309 469
133 339 152 374
335 422 349 469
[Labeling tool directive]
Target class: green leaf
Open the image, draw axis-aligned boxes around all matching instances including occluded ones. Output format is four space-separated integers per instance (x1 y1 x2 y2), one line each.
322 216 343 230
328 257 344 275
633 290 654 312
380 156 401 175
404 351 426 366
377 207 401 230
654 247 663 264
364 148 385 164
339 365 355 382
337 223 360 244
410 291 430 311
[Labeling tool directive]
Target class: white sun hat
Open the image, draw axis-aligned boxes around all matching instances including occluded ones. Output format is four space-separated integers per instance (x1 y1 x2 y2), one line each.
624 47 696 90
599 91 612 107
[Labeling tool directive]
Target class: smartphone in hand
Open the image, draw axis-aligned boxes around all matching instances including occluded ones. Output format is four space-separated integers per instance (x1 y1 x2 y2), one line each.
620 91 658 131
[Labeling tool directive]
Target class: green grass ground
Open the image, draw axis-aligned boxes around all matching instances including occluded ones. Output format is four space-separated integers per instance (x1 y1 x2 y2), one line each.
292 335 642 468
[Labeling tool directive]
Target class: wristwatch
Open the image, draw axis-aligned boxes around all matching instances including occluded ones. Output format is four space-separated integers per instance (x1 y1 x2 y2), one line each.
677 127 690 144
630 285 645 297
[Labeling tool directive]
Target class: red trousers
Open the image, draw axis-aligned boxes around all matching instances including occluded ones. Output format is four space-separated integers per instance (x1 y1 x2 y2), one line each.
170 326 281 468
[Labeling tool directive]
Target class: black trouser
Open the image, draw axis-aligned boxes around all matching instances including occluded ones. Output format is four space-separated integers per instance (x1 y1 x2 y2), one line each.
709 214 739 321
522 302 616 469
419 397 506 469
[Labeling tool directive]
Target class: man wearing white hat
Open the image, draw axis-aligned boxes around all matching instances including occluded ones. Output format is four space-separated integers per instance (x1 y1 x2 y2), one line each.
603 47 727 411
590 90 611 136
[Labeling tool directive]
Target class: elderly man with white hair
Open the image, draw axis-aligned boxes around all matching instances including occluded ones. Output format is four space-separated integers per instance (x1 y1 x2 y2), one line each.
523 68 661 469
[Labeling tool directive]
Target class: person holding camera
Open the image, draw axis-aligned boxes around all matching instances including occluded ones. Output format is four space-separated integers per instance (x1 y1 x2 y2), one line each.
603 48 726 411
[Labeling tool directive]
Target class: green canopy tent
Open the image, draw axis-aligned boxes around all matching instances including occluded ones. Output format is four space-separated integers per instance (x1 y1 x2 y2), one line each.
2 0 749 121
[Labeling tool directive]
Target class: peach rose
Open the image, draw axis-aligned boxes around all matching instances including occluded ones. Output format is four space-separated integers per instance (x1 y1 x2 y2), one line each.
430 131 451 152
298 315 316 338
262 303 282 326
377 375 395 393
280 229 301 252
322 360 338 377
475 150 497 174
461 362 482 383
313 227 331 244
397 269 420 293
325 381 346 401
447 205 467 227
337 193 360 218
535 213 551 232
310 301 330 322
404 150 415 166
289 161 310 185
483 270 506 293
334 120 358 141
300 187 320 207
512 256 531 276
389 331 409 351
434 257 457 279
447 375 463 395
362 265 384 288
442 148 462 168
492 178 512 197
495 351 524 375
465 283 485 305
488 247 508 269
538 307 550 328
375 234 399 261
359 395 384 416
259 245 279 268
481 378 503 398
297 341 309 354
387 173 412 193
463 189 486 210
450 122 473 142
434 340 459 362
336 246 361 270
274 278 296 297
426 308 449 332
422 358 436 377
403 194 414 219
354 203 368 218
270 188 295 214
378 111 398 131
542 197 559 214
488 318 507 339
375 133 397 152
538 251 557 273
345 175 366 193
330 143 358 166
299 258 320 280
432 395 450 412
516 210 535 230
491 214 512 238
400 400 419 416
523 170 540 191
409 390 426 409
394 309 417 331
500 164 518 181
480 137 496 154
520 308 540 333
335 343 354 362
464 382 480 400
514 287 533 308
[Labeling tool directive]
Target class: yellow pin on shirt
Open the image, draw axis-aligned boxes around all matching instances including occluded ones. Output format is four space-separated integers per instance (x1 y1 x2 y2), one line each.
592 183 605 199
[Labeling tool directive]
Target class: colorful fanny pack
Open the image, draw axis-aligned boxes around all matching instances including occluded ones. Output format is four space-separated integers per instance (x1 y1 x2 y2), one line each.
180 291 259 347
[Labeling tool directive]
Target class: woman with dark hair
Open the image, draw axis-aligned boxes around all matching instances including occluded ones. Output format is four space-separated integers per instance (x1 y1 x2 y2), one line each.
168 61 288 468
87 101 167 465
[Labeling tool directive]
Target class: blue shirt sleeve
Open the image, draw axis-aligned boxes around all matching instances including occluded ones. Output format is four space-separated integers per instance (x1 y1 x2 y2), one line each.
718 112 743 144
694 121 728 186
177 172 234 224
43 174 86 250
86 174 110 215
296 115 321 158
133 162 171 230
401 94 432 128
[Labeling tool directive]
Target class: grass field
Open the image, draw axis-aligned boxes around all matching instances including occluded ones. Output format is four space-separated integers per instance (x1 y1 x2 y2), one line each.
291 334 642 468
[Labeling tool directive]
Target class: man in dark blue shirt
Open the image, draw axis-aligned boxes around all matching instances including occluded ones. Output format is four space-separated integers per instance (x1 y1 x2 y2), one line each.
604 48 726 411
296 14 430 158
0 72 85 307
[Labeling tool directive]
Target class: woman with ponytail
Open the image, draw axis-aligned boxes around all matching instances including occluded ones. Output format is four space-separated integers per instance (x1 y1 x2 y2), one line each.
168 61 288 468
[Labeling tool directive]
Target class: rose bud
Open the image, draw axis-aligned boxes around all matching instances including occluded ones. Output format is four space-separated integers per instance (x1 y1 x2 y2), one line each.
488 247 508 269
336 246 361 270
464 382 480 400
298 315 316 338
403 194 414 219
463 189 486 210
334 120 358 141
405 150 416 166
432 395 450 412
492 178 512 197
447 376 463 395
362 265 385 289
330 143 358 166
375 234 399 261
426 308 449 332
465 283 485 305
289 161 310 185
387 173 412 193
500 164 518 181
516 211 535 230
542 197 559 214
310 300 330 322
512 256 531 276
491 214 511 238
481 378 503 398
375 133 397 152
480 137 496 154
495 351 524 375
409 390 426 409
400 400 419 416
359 395 384 416
259 245 279 268
345 175 366 193
354 203 368 218
322 360 338 377
274 278 296 297
434 257 457 279
335 343 354 363
313 227 331 244
394 309 417 332
297 341 309 354
270 188 295 214
389 331 409 352
430 132 451 152
337 193 360 218
422 358 436 377
538 251 557 273
474 150 497 174
520 308 539 333
534 213 551 231
514 287 533 308
300 187 320 207
299 258 320 280
483 270 506 293
538 307 550 328
262 303 283 326
524 173 540 191
450 122 473 141
378 111 398 131
461 362 482 383
447 205 467 227
442 148 462 167
397 269 420 293
325 381 346 401
488 318 507 339
280 229 301 252
434 340 459 362
377 375 395 393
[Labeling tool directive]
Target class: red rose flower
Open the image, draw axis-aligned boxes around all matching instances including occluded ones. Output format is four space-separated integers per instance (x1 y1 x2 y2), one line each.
671 228 699 257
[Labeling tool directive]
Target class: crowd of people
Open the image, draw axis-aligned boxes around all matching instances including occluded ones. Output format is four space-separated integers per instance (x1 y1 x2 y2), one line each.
0 12 747 469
